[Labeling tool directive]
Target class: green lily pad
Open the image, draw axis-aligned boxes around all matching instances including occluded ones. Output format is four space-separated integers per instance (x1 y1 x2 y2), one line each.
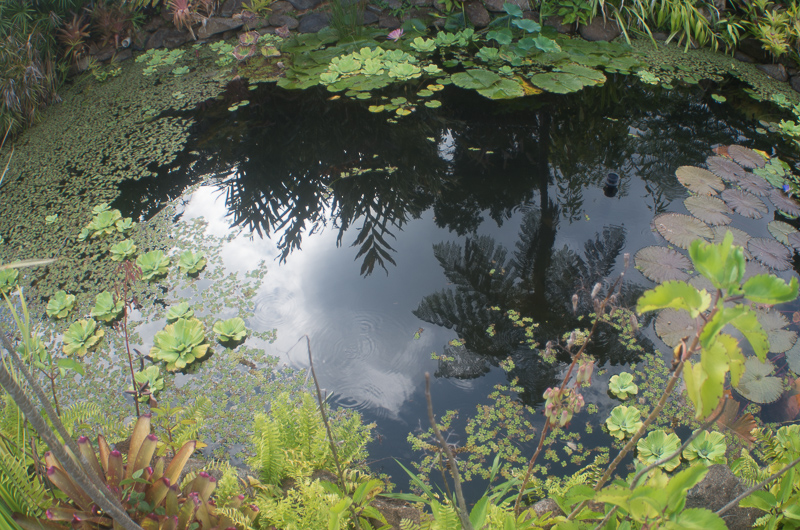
755 309 797 353
529 71 584 94
652 213 712 249
655 308 701 348
748 237 792 271
634 246 692 283
706 155 746 183
735 357 783 404
721 189 768 219
785 340 800 373
767 220 798 246
728 145 767 169
675 166 724 196
684 195 732 226
425 100 442 108
768 189 800 217
451 69 502 90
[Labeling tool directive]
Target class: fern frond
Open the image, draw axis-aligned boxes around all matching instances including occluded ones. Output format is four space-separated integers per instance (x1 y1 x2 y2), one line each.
0 440 48 516
730 449 764 487
400 519 421 530
216 506 255 530
249 416 285 485
58 401 101 436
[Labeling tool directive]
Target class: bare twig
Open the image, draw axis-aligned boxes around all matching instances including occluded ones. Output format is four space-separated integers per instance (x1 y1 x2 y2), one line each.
716 455 800 517
305 335 363 530
425 373 474 530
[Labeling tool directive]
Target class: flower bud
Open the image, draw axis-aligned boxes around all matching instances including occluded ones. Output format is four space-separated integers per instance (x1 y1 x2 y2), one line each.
572 294 579 314
591 283 602 300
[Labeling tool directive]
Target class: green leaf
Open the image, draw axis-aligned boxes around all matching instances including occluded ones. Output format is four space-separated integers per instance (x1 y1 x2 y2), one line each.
665 465 709 512
730 307 769 361
689 231 746 291
665 508 727 529
739 490 777 511
637 281 711 318
451 69 502 89
177 251 207 275
512 19 541 33
56 358 85 376
743 274 798 305
487 29 513 45
469 496 489 529
46 290 76 319
502 2 523 17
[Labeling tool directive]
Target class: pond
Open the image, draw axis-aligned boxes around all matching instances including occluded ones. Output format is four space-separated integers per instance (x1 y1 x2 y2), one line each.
3 67 800 495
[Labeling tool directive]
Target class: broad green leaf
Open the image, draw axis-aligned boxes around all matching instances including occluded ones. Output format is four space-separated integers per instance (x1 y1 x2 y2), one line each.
502 2 523 17
730 307 769 360
718 333 745 386
739 490 777 511
665 465 708 512
743 274 798 305
689 231 745 291
778 467 794 505
637 281 710 318
469 497 489 529
532 35 561 53
512 19 541 33
487 29 513 46
56 358 85 376
665 508 727 529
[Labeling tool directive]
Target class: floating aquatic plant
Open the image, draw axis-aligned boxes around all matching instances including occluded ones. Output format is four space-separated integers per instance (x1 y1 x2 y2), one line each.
130 365 164 402
683 430 727 465
62 319 104 357
109 239 137 262
721 189 768 219
136 250 171 281
78 209 133 240
608 372 638 400
606 405 643 440
634 246 691 283
90 291 124 322
177 250 207 275
46 290 76 319
149 317 210 371
166 301 194 322
735 358 784 404
637 429 681 471
675 166 724 195
683 195 732 226
0 268 19 296
728 145 766 169
652 213 712 249
213 317 248 344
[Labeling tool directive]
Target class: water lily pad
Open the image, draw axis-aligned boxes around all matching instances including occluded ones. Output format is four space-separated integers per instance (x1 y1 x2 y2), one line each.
721 189 767 219
684 195 732 225
748 237 792 271
768 189 800 217
675 166 724 195
768 220 798 247
706 155 746 183
785 340 800 374
728 145 766 168
634 246 692 283
755 309 797 353
652 213 712 248
529 71 585 94
655 308 701 348
735 357 783 404
711 226 752 258
736 173 771 197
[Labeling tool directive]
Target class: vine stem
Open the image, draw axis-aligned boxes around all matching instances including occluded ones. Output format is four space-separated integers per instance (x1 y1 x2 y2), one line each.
305 335 363 530
715 455 800 517
0 333 142 530
425 372 474 530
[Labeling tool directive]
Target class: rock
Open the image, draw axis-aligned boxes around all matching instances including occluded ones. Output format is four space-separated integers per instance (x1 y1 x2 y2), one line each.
485 0 531 11
89 43 116 61
362 10 379 24
269 13 299 29
544 15 575 34
143 17 166 33
298 12 330 33
379 14 401 28
271 1 296 15
197 16 244 39
411 0 433 6
579 18 620 41
112 48 133 62
791 75 800 93
220 0 244 16
132 30 149 51
734 50 756 63
402 7 432 22
757 63 788 82
685 465 762 530
243 16 270 30
163 29 194 48
288 0 322 10
738 38 773 64
369 497 420 529
531 498 563 518
465 0 490 27
649 31 669 41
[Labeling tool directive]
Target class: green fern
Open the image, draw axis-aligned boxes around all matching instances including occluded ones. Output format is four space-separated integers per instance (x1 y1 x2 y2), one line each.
400 519 421 530
217 506 256 530
0 438 49 517
250 415 285 484
429 500 461 530
730 449 764 486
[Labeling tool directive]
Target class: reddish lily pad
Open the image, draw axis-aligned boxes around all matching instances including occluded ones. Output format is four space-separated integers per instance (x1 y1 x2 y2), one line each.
736 173 772 197
634 246 692 283
721 189 768 219
755 309 797 353
652 213 712 249
684 195 732 225
728 145 767 169
748 237 792 270
655 308 701 348
706 155 746 182
768 189 800 217
675 166 724 196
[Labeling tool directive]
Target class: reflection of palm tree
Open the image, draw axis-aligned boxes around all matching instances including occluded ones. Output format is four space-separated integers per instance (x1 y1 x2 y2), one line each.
415 209 649 404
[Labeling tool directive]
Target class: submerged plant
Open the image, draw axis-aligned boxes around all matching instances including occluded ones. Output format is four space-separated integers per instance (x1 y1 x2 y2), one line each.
636 429 681 471
608 371 638 400
109 239 137 262
166 301 193 322
213 317 248 344
90 291 124 322
62 319 104 357
136 250 170 281
177 250 207 275
683 430 727 465
45 290 75 319
605 405 643 440
0 268 19 296
149 317 210 371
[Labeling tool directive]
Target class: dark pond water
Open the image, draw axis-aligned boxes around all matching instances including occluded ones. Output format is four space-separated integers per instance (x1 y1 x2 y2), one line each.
114 75 800 485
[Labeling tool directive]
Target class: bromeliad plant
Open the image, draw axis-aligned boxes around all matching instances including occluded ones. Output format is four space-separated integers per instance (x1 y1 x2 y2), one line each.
149 317 210 371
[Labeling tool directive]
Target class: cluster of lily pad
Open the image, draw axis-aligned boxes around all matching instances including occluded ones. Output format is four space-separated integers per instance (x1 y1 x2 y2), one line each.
634 144 800 406
77 204 133 242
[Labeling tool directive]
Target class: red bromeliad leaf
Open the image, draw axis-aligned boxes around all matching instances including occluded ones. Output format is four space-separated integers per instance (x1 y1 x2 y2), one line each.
721 189 768 219
707 155 746 183
728 145 767 168
749 237 792 271
652 213 712 249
